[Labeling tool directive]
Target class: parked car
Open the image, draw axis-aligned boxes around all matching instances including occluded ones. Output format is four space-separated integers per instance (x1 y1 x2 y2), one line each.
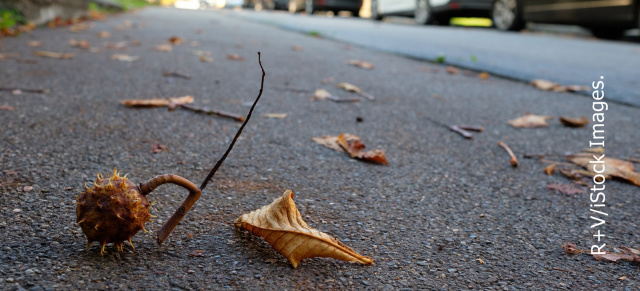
372 0 640 38
289 0 363 16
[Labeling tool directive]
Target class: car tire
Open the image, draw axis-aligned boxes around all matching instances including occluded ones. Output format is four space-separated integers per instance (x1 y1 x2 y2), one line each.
590 28 625 39
492 0 524 31
371 0 382 20
415 0 433 25
305 0 314 14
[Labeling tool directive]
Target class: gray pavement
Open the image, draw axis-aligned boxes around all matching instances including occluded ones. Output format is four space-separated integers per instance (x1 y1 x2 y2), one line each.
1 6 640 290
233 10 640 107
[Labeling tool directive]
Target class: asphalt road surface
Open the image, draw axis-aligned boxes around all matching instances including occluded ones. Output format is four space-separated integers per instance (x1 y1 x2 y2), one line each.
234 10 640 107
1 6 640 290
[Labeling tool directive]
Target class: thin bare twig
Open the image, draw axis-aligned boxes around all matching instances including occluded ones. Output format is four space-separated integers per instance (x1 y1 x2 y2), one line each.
163 71 192 80
0 87 50 94
498 141 518 167
458 125 484 132
179 104 245 122
449 125 473 139
199 52 266 191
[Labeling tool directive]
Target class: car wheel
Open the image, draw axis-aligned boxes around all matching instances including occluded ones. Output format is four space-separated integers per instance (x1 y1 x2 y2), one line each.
492 0 524 31
305 0 314 14
371 0 382 20
415 0 433 25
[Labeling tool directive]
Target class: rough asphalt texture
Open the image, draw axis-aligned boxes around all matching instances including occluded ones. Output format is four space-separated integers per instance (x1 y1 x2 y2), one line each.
235 11 640 107
1 7 640 290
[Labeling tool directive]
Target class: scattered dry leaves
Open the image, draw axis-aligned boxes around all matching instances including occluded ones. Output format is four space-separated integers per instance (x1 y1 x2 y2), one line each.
559 116 588 128
347 59 375 70
546 183 584 196
69 39 90 49
530 79 590 92
154 44 173 52
567 153 640 187
227 54 245 61
543 164 556 175
235 190 373 268
0 105 18 111
111 54 140 62
263 113 287 119
445 66 459 74
97 30 110 38
169 36 183 45
119 96 194 108
27 40 42 47
34 51 75 59
508 113 552 128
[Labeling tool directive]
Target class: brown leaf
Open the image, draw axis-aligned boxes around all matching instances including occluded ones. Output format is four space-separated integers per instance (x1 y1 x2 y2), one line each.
154 44 173 52
567 153 640 187
226 54 245 61
337 133 389 165
151 143 168 153
188 250 205 257
592 246 640 263
561 242 584 255
546 183 584 196
336 82 374 100
543 164 556 175
200 55 213 62
107 42 127 50
234 190 373 268
263 113 287 119
169 36 183 45
111 54 140 62
312 89 359 103
559 116 588 128
311 136 345 153
97 30 110 38
582 147 605 154
0 105 18 111
119 96 194 108
292 45 304 51
34 51 75 59
508 113 552 128
313 89 331 101
27 40 42 47
69 39 90 49
478 72 489 79
445 66 458 75
347 59 375 70
530 79 590 92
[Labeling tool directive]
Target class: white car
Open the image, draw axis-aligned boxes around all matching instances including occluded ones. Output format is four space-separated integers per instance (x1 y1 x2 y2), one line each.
371 0 492 25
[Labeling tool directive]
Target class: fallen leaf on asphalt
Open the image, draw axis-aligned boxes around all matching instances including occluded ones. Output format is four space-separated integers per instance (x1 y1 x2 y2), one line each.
98 30 110 38
475 258 485 264
311 136 344 153
619 276 628 280
69 39 90 49
445 66 458 75
27 40 42 47
336 82 375 100
69 22 93 32
347 59 375 70
559 116 588 128
151 143 168 153
169 36 183 45
200 55 213 62
337 133 389 165
188 250 205 257
131 40 141 46
312 89 359 102
119 96 194 108
592 246 640 264
292 45 304 51
235 189 373 268
561 242 584 255
530 79 590 92
263 113 287 119
508 113 552 128
0 53 20 60
111 54 140 62
546 183 583 196
227 54 245 61
107 42 127 50
0 105 18 111
478 72 489 79
34 51 75 59
582 147 605 154
567 153 640 187
543 164 556 175
154 44 173 52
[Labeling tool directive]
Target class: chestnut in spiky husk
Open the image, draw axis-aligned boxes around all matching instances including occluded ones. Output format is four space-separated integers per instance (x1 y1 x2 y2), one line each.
76 168 151 255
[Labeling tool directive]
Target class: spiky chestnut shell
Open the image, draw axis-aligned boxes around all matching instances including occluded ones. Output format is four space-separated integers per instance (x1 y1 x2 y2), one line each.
76 169 150 251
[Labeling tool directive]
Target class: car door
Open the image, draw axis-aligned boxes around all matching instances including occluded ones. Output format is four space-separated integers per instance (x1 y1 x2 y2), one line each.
523 0 635 25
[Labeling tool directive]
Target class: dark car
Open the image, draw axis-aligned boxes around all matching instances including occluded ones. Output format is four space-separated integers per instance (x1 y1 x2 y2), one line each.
289 0 363 16
373 0 640 38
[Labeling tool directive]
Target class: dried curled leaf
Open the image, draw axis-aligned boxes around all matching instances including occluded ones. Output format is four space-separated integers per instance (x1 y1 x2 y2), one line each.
559 116 588 128
235 190 373 268
530 79 590 92
311 135 345 153
508 113 552 128
337 133 389 165
543 164 556 175
111 54 140 62
154 44 173 52
336 82 374 101
119 96 194 108
567 153 640 187
347 59 374 70
34 51 75 59
592 246 640 264
561 242 584 255
312 89 359 103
